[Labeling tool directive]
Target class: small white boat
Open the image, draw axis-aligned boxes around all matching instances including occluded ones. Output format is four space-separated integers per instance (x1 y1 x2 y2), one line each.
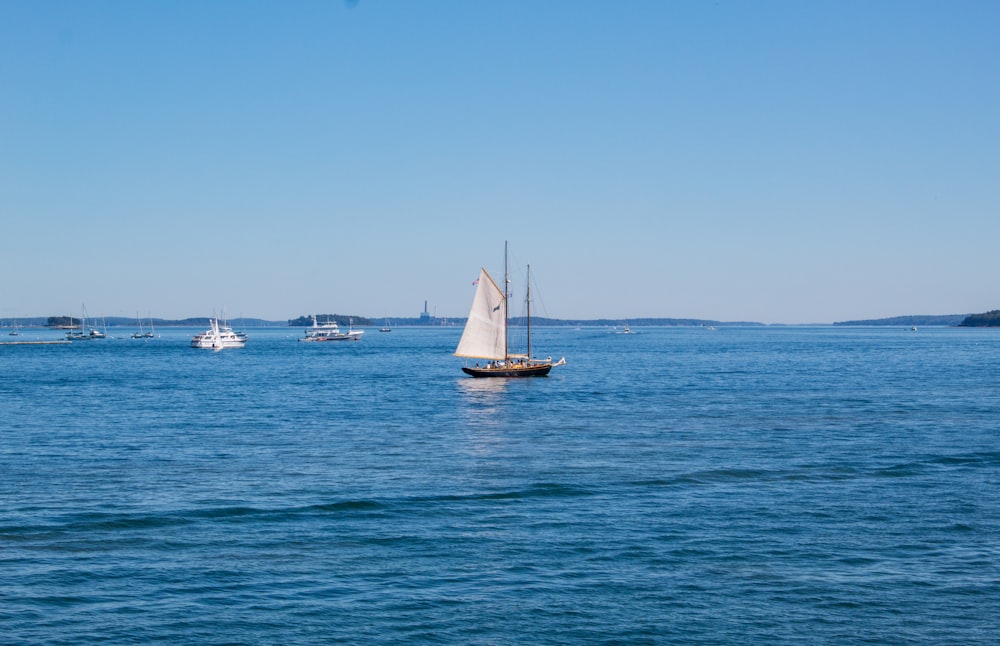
379 318 392 332
299 315 364 342
191 318 248 349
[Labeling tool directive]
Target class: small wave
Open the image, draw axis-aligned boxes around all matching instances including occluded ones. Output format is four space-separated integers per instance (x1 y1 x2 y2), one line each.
64 511 194 533
189 506 264 520
928 451 1000 467
306 500 386 513
633 469 774 487
0 511 196 540
874 463 927 477
864 452 1000 480
413 483 595 505
946 522 975 532
13 503 383 537
185 500 392 522
632 465 864 488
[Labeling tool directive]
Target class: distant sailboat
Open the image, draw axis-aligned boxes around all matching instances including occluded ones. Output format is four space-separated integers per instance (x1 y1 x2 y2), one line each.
455 242 565 378
66 305 105 340
131 312 155 339
379 318 392 332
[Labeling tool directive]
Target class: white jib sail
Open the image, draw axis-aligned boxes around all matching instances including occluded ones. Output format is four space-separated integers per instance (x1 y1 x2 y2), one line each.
454 268 506 360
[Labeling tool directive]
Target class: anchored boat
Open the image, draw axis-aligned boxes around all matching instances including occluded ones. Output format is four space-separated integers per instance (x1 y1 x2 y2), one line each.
191 318 248 349
298 315 364 342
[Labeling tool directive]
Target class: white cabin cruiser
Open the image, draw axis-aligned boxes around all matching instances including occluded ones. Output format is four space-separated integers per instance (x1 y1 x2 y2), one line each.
299 315 364 342
191 318 248 349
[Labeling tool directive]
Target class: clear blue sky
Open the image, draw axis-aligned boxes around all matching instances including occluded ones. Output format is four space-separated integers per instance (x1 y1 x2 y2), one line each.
2 1 997 323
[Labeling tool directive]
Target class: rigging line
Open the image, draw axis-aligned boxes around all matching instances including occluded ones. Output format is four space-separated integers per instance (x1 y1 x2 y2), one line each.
529 266 551 320
506 244 550 319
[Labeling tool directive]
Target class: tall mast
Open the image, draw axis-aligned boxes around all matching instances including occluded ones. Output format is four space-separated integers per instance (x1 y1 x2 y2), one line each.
526 263 532 361
504 240 509 360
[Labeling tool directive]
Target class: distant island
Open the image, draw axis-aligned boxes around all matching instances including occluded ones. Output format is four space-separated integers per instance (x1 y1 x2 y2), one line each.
511 317 762 327
33 316 283 328
7 312 994 329
958 310 1000 327
833 314 968 327
835 311 1000 327
9 314 765 328
291 315 759 327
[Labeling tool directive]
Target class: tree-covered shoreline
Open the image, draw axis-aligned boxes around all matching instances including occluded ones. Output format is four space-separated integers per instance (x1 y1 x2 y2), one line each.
834 314 967 326
959 310 1000 327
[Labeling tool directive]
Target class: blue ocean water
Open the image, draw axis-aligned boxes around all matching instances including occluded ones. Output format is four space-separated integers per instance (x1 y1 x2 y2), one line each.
2 325 999 643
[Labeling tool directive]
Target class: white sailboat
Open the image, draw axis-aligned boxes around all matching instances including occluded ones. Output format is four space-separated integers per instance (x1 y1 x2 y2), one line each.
455 242 565 378
131 312 155 339
66 305 105 340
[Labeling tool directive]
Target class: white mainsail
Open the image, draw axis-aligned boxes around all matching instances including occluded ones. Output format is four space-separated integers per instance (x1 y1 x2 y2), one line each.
454 267 506 360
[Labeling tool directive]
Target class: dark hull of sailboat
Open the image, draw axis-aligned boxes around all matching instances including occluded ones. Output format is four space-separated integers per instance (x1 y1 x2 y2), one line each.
462 363 552 378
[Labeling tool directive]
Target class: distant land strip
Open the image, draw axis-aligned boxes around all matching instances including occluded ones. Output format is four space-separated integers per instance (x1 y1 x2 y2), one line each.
5 311 999 328
833 314 969 326
958 310 1000 327
8 315 761 328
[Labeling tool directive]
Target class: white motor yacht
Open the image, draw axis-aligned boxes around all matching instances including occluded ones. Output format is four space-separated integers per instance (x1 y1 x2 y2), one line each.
191 318 248 349
299 315 364 342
